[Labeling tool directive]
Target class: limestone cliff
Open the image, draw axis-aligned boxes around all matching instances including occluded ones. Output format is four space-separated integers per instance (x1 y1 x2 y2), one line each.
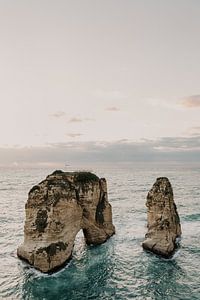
142 177 181 258
17 170 115 273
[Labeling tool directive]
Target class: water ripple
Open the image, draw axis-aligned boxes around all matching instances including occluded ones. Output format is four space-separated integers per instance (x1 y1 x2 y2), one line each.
0 164 200 299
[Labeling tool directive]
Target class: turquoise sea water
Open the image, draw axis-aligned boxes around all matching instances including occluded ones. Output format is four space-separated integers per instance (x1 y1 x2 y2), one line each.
0 163 200 299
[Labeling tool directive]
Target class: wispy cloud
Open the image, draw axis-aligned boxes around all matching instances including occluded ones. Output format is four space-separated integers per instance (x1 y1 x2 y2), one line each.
50 111 66 118
66 133 83 138
1 136 200 167
68 117 83 123
181 95 200 108
184 126 200 136
68 117 95 123
105 106 120 112
147 98 180 110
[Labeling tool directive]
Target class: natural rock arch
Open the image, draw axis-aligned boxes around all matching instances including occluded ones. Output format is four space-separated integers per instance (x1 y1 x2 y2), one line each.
17 171 115 273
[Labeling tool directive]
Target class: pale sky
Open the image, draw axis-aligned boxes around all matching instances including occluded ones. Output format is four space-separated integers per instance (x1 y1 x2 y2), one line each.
0 0 200 165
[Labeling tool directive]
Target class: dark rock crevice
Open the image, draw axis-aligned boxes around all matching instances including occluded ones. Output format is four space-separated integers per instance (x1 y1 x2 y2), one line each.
35 209 48 233
95 191 106 225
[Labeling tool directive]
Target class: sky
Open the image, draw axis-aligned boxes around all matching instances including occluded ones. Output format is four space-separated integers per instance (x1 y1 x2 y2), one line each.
0 0 200 166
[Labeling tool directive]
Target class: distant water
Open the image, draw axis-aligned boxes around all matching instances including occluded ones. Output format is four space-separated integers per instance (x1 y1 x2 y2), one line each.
0 163 200 299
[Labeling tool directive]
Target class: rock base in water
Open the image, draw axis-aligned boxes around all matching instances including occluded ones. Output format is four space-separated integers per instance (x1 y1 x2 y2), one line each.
17 171 115 273
142 177 181 258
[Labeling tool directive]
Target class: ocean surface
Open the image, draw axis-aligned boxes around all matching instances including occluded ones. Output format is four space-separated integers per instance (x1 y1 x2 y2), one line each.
0 163 200 300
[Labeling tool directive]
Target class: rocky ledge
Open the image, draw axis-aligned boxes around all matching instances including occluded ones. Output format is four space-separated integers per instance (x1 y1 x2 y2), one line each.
17 170 115 273
142 177 181 258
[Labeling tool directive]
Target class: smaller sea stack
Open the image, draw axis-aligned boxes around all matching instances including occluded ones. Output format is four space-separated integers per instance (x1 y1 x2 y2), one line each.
142 177 181 258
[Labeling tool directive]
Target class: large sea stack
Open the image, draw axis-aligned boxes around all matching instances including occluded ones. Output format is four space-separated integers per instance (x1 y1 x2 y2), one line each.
17 170 115 273
142 177 181 258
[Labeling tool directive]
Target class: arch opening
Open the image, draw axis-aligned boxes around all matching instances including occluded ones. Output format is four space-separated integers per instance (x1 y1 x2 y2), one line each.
73 229 86 260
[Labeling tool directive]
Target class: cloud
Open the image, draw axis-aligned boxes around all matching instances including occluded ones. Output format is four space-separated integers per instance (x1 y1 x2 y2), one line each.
181 95 200 108
1 136 200 167
184 126 200 136
68 117 95 123
66 133 83 138
50 111 66 118
68 117 83 123
105 106 120 112
147 98 182 110
152 136 200 150
84 118 95 121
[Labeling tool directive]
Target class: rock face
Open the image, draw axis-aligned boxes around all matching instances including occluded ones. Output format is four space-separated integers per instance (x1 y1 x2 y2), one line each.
17 170 115 273
142 177 181 258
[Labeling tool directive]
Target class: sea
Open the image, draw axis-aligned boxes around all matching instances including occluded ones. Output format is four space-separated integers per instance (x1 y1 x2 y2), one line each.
0 162 200 300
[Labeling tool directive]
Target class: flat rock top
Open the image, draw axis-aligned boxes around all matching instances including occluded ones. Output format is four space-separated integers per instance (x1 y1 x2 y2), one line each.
27 171 104 208
29 171 101 194
47 170 100 183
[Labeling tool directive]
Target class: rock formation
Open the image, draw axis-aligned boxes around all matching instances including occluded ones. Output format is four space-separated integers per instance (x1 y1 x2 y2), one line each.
17 170 115 273
142 177 181 258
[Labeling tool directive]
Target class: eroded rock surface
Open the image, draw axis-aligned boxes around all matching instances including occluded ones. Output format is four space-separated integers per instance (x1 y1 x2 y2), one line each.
17 171 115 273
142 177 181 257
